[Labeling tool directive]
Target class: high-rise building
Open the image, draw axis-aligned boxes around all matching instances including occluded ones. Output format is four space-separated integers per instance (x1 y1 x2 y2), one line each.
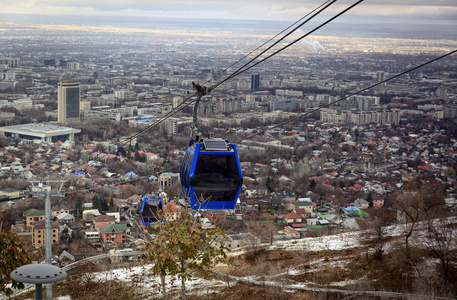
246 95 255 103
60 59 68 68
172 96 184 109
251 74 260 90
0 58 20 67
66 62 80 70
80 100 91 111
376 71 385 83
44 59 56 67
436 87 448 101
165 119 178 135
269 99 298 112
58 79 80 123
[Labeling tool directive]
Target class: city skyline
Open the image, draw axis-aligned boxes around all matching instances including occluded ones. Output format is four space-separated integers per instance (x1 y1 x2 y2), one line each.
1 0 456 25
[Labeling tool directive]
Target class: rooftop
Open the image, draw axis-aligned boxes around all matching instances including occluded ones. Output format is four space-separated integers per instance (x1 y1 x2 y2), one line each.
23 209 45 216
0 123 81 137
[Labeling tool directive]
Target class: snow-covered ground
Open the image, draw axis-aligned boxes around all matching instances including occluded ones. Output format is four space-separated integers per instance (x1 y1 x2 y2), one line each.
10 217 457 299
268 231 362 252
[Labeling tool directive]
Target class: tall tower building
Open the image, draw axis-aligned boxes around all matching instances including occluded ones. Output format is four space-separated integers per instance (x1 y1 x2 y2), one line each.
172 96 184 109
246 95 255 103
436 87 448 101
376 71 385 83
251 74 260 90
58 79 80 123
0 58 20 67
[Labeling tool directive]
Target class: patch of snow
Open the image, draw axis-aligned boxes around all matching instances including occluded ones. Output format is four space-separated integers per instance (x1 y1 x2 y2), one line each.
329 279 360 287
268 231 362 252
288 268 303 275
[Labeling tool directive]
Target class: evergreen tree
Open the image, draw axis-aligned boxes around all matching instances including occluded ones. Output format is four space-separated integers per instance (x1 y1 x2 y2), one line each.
366 191 373 207
74 196 83 219
265 176 275 193
92 195 101 210
310 179 316 189
117 146 127 157
100 197 109 212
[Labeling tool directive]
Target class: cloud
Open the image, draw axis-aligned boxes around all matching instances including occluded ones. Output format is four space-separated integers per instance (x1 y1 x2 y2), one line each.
0 0 456 23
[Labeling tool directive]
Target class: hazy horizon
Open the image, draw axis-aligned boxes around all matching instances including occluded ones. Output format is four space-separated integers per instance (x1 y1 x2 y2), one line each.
1 13 456 40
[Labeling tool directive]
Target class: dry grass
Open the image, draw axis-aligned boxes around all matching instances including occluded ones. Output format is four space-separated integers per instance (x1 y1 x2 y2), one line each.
11 234 456 300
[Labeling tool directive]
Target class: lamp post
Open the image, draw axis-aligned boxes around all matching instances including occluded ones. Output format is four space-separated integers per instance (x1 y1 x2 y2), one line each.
10 264 67 300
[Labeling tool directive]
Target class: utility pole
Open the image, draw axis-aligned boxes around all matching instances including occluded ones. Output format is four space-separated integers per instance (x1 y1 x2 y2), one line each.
29 180 66 300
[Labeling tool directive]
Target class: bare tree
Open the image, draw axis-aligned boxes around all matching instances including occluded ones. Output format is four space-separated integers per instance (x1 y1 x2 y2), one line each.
359 208 391 260
247 222 277 245
421 217 456 289
394 185 444 255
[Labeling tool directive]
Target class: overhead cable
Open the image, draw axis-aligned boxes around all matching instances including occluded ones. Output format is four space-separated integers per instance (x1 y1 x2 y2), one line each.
204 0 335 85
115 0 341 147
211 0 364 91
238 48 457 143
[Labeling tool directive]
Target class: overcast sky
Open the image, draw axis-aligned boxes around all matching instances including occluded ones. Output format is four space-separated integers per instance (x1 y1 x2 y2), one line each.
1 0 456 25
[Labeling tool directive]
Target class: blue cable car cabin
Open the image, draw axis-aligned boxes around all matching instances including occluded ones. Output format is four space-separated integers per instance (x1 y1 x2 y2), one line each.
180 138 243 209
139 194 163 226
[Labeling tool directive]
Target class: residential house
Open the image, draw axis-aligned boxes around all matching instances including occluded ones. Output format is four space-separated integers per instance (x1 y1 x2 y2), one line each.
163 202 181 221
99 223 128 244
275 226 300 240
282 197 298 211
354 198 370 209
0 187 20 199
108 248 138 264
278 175 293 187
319 214 342 225
31 220 60 247
306 218 319 225
353 183 363 190
225 233 260 250
373 199 384 208
284 212 303 224
295 208 308 218
38 255 60 266
245 182 268 198
106 212 121 223
23 209 45 229
318 219 330 226
206 209 226 223
418 164 433 172
56 212 75 224
294 199 314 214
59 251 76 267
84 231 101 241
93 214 116 227
52 205 73 217
82 209 101 221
